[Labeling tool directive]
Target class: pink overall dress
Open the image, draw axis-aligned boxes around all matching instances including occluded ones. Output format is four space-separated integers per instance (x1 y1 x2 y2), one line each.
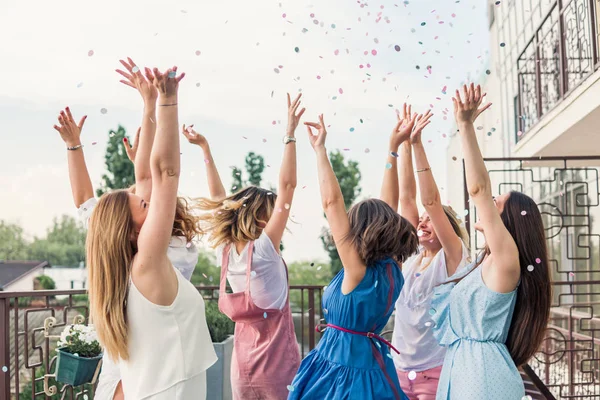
218 242 301 399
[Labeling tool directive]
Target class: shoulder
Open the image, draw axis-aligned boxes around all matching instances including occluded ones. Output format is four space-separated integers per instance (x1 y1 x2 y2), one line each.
77 197 98 228
254 231 280 258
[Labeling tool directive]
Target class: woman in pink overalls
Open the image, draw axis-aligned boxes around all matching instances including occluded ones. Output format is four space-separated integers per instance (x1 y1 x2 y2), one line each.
185 93 305 399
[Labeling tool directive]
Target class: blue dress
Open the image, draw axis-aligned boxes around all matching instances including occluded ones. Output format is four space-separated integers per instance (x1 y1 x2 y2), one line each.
431 260 525 399
288 259 408 400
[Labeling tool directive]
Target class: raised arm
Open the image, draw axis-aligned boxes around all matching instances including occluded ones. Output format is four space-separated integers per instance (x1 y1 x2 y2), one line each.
411 110 464 276
455 84 519 291
135 67 185 273
182 125 226 201
306 115 365 294
263 93 305 251
53 108 93 208
116 58 158 202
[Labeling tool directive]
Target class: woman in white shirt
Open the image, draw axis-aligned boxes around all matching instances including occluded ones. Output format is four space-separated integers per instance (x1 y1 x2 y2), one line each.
183 93 304 399
380 104 470 400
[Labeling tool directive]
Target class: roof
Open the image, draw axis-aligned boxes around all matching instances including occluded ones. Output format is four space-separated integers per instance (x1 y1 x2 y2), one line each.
0 261 49 290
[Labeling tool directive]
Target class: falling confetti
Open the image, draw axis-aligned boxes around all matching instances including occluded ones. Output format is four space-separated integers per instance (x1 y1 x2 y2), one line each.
428 308 436 315
535 258 541 264
284 203 290 210
287 385 295 392
100 108 108 114
251 271 257 278
522 396 533 400
132 66 140 73
394 45 401 52
77 82 84 88
365 148 370 153
294 47 300 53
417 230 424 237
168 71 176 78
274 68 280 74
527 265 534 272
521 210 527 216
349 127 355 132
196 83 201 87
195 50 201 56
500 42 506 47
385 162 393 170
1 366 6 373
408 371 417 380
87 50 94 57
263 312 268 319
486 69 491 75
421 22 426 26
92 141 97 146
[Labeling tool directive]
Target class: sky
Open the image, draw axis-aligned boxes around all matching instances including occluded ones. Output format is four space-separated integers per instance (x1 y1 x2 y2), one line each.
0 0 491 263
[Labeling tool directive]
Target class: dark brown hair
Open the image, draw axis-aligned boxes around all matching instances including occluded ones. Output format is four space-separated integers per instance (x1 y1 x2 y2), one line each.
346 198 419 266
477 191 551 366
196 186 277 248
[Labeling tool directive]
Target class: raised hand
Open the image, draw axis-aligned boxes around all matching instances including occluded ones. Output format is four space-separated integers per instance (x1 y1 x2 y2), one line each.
453 83 492 124
123 127 142 162
53 107 87 147
287 93 306 134
305 114 327 150
152 67 185 99
116 58 158 104
410 109 433 144
181 124 208 148
390 103 418 149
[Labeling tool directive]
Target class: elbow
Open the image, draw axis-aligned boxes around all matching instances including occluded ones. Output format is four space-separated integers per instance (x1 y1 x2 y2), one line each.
282 181 297 191
468 182 491 198
152 161 180 179
422 193 441 209
322 195 343 211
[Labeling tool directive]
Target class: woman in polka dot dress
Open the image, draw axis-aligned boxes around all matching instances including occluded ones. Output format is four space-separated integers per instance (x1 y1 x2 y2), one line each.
430 84 551 399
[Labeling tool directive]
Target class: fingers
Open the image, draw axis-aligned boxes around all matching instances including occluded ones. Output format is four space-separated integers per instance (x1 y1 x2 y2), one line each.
144 67 154 83
297 108 306 119
455 89 463 106
119 59 133 72
402 103 407 119
134 127 141 147
65 107 74 123
306 124 314 138
116 69 134 81
53 125 62 132
475 102 492 118
287 93 291 108
393 119 403 133
318 114 325 127
77 115 88 130
119 80 137 89
176 72 185 83
304 122 321 129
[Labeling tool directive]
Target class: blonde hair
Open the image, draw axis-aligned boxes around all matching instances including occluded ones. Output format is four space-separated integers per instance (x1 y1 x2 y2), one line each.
197 186 276 248
442 205 470 250
87 190 135 361
129 184 202 243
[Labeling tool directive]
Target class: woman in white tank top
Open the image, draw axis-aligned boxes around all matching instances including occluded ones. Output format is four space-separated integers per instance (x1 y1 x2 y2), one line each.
83 63 216 399
54 58 208 399
380 104 470 400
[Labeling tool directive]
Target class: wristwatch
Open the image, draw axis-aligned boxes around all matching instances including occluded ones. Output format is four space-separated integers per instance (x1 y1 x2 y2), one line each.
283 136 297 144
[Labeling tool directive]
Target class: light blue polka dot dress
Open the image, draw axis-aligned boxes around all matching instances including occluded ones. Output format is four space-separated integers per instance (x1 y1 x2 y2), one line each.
430 260 525 400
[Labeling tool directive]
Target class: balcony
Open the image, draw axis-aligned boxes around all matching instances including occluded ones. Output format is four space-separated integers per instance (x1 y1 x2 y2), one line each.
516 0 600 156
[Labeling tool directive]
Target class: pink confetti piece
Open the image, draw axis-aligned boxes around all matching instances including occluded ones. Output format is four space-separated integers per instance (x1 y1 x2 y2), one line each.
334 49 340 55
92 141 98 145
87 50 94 57
282 13 286 18
371 49 378 55
339 88 344 94
535 258 541 264
195 50 201 56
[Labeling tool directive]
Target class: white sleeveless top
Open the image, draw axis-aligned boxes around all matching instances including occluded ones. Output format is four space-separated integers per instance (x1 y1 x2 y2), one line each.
392 244 470 372
120 268 217 399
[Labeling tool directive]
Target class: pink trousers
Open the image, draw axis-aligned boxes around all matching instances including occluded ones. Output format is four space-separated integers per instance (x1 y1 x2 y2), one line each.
397 366 442 400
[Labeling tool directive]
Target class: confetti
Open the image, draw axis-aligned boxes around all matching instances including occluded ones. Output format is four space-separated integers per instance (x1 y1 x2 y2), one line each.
287 385 295 392
390 152 399 157
1 366 6 373
92 141 98 146
168 71 176 78
417 230 424 237
415 273 421 278
486 69 491 75
394 45 401 52
195 50 201 56
204 159 210 164
428 308 436 316
500 42 506 47
100 108 108 114
535 258 541 264
77 82 84 88
251 271 257 278
284 203 290 210
87 50 94 57
263 312 268 319
365 148 370 153
274 68 280 74
294 47 300 53
424 321 433 327
487 132 492 136
317 266 322 270
522 396 533 400
349 127 355 132
186 242 193 249
310 263 315 267
324 308 328 314
132 66 140 73
196 83 201 87
374 280 378 288
569 272 575 277
385 162 393 170
408 371 417 381
371 49 377 55
517 130 523 136
521 210 527 216
421 22 426 26
495 1 501 4
339 88 344 94
282 13 286 18
527 265 534 272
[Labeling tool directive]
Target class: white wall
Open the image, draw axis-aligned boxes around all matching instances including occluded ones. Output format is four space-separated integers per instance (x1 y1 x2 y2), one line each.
43 267 87 290
4 268 42 292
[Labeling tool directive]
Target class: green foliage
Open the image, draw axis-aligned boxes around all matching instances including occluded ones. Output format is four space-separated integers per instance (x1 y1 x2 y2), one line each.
230 152 266 193
320 150 362 275
245 152 265 187
287 260 332 309
96 125 135 197
205 301 234 343
58 325 102 358
190 251 220 286
19 359 94 399
36 275 56 290
0 221 29 260
28 215 87 267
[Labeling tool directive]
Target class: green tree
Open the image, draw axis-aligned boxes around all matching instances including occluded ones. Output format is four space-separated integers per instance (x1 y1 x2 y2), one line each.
0 221 29 260
320 150 362 275
96 125 135 197
28 216 86 267
190 251 220 286
230 152 266 193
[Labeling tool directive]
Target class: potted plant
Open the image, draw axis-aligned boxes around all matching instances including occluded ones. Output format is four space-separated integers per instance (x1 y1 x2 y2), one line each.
205 301 235 400
54 324 103 386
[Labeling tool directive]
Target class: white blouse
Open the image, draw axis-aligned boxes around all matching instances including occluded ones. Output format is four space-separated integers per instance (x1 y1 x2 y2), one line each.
216 232 288 310
392 243 470 372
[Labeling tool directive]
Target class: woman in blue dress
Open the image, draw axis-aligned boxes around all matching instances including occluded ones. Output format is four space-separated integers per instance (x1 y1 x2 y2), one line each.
288 114 419 400
430 84 552 399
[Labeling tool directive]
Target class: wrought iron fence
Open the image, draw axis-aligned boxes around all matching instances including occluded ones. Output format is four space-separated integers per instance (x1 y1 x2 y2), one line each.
517 0 598 138
464 155 600 399
0 285 324 399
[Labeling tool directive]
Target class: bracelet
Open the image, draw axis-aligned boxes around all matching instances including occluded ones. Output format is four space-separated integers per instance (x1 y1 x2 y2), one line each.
159 103 178 107
416 167 431 173
67 144 83 151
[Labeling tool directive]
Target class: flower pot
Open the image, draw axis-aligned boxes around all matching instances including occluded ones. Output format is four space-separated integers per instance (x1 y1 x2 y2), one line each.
206 336 234 400
55 347 103 387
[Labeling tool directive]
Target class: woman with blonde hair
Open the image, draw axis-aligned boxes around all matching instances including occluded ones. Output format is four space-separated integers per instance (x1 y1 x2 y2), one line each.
84 64 215 399
183 93 304 399
53 59 206 400
379 104 471 400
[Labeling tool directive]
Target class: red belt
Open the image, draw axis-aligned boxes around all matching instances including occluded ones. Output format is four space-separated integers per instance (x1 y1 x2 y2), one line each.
316 323 400 354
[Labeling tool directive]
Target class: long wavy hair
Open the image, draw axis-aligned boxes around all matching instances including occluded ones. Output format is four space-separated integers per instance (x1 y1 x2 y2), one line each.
87 190 135 361
196 186 276 248
442 205 470 249
128 184 202 242
469 191 551 366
